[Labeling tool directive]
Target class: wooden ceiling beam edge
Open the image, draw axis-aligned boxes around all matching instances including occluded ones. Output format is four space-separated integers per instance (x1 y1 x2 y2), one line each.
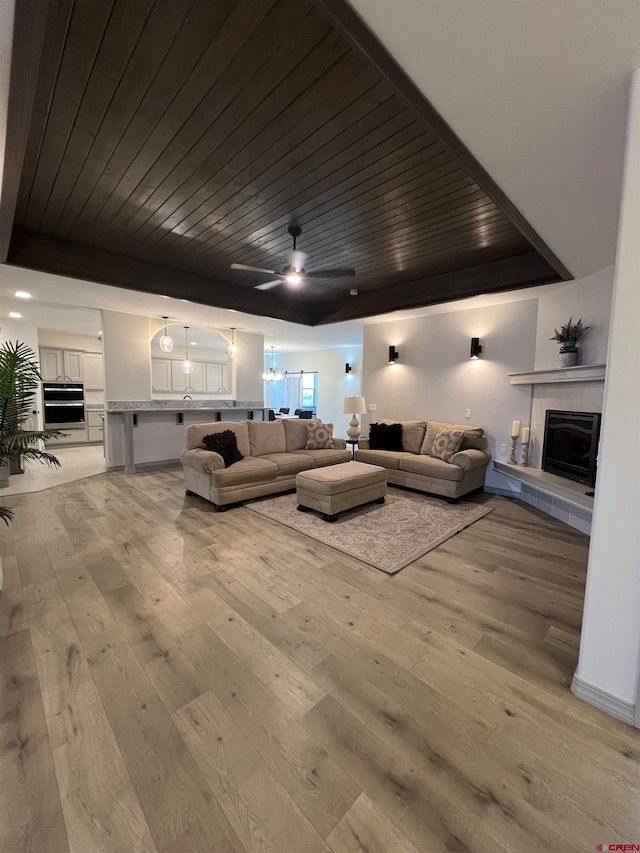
310 0 573 283
7 227 312 326
0 0 60 262
311 251 560 325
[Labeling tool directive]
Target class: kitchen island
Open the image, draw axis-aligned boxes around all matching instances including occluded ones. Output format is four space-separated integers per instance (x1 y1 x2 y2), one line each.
105 400 268 474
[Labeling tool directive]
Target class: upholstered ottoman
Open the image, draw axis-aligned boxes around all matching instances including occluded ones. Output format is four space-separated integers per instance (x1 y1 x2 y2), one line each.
296 461 387 522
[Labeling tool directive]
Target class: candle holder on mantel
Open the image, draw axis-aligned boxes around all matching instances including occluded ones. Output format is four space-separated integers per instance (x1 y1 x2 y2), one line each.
519 441 530 467
508 434 519 465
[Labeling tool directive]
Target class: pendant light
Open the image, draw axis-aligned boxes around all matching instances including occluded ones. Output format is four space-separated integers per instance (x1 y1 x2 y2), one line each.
159 316 173 352
262 346 283 382
227 327 238 358
182 326 194 374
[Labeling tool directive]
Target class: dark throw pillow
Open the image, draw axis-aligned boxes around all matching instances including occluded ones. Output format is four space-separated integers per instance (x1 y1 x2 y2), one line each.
368 422 403 452
202 430 244 467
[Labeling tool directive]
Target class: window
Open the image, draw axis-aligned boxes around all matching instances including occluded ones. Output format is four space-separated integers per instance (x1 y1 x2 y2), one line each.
280 371 318 412
301 373 317 409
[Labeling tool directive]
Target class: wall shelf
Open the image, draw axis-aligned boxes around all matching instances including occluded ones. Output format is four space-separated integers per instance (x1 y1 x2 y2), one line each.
508 364 606 385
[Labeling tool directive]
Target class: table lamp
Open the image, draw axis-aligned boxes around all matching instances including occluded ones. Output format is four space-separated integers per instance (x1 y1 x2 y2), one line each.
343 396 367 439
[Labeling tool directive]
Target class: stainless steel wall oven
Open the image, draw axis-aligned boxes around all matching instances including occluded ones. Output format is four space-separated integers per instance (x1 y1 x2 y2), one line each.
43 382 85 429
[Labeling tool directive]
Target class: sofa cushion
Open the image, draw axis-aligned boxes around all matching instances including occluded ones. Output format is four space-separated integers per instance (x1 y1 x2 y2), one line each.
381 419 427 454
298 448 352 467
247 420 286 456
420 421 484 455
430 428 465 463
202 430 244 467
399 454 464 482
187 421 250 457
305 421 334 449
369 422 403 451
354 449 412 469
211 456 278 487
283 418 311 451
259 452 314 477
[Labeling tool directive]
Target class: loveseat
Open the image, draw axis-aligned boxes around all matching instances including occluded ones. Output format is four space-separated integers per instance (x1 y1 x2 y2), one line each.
180 419 350 510
354 419 491 502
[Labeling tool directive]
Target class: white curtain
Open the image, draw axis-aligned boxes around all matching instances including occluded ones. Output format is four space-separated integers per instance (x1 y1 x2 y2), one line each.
285 375 301 411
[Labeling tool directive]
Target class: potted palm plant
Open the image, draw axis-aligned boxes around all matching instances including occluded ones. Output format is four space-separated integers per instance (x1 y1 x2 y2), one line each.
0 340 64 525
550 318 590 368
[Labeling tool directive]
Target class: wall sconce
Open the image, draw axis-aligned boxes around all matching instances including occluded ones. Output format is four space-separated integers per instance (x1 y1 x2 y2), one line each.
345 363 352 374
388 345 399 364
470 337 482 359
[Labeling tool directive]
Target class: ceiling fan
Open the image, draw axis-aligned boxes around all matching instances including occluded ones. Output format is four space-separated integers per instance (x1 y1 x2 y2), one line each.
231 226 356 291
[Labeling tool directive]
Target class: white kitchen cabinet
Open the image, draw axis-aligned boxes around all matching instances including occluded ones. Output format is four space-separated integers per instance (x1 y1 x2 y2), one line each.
40 348 63 381
171 360 189 392
83 352 104 389
87 410 104 443
63 350 84 382
151 358 172 392
206 362 228 393
40 347 100 383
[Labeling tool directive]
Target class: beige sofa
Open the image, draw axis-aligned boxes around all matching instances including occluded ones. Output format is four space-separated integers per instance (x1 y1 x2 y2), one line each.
180 419 350 510
354 419 491 502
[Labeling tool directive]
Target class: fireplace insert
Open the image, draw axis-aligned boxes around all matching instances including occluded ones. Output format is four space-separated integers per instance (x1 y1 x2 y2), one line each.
542 410 601 487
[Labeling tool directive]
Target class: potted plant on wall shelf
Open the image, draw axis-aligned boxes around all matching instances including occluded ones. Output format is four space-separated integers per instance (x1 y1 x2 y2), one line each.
550 318 590 368
0 341 64 525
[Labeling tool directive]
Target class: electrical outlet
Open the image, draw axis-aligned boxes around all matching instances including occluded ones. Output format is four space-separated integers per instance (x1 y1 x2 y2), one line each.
500 443 507 453
368 403 377 412
465 408 471 419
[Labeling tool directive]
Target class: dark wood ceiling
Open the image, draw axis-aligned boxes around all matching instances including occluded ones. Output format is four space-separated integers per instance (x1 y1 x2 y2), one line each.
3 0 571 325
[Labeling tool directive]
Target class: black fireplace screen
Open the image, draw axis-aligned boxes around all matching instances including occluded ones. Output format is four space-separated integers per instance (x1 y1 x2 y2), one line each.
542 410 601 487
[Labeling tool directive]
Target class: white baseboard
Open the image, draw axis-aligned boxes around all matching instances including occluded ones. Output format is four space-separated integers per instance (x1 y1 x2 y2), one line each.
571 675 636 725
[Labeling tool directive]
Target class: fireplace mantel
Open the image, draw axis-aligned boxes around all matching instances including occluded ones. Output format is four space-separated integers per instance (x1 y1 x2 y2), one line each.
509 364 606 385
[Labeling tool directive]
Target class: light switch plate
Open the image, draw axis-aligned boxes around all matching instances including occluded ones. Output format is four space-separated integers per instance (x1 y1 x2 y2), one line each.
465 408 471 419
500 443 507 453
369 403 377 412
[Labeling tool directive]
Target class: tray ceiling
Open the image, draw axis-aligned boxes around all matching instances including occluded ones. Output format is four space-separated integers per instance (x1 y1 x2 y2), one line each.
3 0 570 325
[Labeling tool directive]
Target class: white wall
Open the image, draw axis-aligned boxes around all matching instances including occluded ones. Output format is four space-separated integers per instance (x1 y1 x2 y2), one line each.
0 317 44 430
264 342 363 435
37 329 102 352
234 330 264 403
534 266 614 369
574 69 640 719
361 300 539 493
102 310 151 401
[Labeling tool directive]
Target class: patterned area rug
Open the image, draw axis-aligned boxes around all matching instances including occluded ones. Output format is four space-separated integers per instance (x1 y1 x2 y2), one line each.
246 487 494 574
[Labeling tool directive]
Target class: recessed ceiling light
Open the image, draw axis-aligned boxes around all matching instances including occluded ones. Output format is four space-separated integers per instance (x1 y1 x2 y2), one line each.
159 294 170 299
9 312 22 319
15 291 31 299
190 342 197 346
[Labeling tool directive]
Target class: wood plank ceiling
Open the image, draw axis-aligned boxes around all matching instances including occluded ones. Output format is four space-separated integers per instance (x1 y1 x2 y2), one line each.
5 0 571 325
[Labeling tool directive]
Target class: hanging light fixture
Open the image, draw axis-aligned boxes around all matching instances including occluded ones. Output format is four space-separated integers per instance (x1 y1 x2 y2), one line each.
182 326 194 374
159 316 173 352
262 346 283 382
227 327 238 358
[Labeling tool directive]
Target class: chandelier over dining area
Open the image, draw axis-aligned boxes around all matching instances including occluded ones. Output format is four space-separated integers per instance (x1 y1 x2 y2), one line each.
262 346 283 382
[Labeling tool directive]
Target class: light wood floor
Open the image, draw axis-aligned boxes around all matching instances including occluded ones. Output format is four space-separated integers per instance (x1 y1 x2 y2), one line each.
1 465 639 853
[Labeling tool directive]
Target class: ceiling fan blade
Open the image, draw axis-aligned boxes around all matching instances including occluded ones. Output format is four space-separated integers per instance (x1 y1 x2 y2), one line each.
306 268 356 278
255 279 282 291
231 263 278 275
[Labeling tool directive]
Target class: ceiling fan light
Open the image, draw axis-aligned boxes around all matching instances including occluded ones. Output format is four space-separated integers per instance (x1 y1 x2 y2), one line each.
286 273 301 285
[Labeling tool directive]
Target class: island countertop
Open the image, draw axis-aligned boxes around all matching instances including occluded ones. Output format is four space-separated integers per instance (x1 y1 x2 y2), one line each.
106 399 265 413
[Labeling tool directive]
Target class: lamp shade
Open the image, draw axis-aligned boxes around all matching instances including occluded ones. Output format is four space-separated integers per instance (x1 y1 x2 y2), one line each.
343 396 366 415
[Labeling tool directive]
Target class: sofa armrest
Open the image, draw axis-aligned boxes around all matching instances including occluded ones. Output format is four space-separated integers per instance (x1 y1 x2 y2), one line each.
358 438 370 450
332 437 347 450
450 448 491 471
180 447 225 474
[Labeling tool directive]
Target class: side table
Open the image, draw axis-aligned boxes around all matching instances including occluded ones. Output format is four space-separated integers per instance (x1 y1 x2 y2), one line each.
345 438 359 461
